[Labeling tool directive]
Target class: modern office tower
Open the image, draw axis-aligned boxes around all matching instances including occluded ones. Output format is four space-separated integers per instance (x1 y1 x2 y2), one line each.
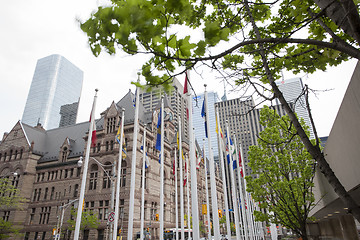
59 102 79 128
275 77 314 138
138 77 189 138
22 54 83 130
192 92 219 161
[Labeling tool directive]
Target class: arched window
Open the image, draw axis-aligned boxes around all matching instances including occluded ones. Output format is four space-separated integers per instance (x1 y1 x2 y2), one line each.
103 162 112 189
3 152 7 162
89 164 98 190
14 150 17 160
97 143 101 153
105 141 109 151
110 140 114 151
19 149 23 159
62 147 68 162
9 150 13 161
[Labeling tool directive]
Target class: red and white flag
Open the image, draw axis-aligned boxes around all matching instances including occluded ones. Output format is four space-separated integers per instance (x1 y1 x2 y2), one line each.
183 159 187 186
183 72 189 94
239 151 244 177
89 110 97 147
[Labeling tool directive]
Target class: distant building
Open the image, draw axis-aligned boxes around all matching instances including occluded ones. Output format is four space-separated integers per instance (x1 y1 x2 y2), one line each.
59 102 79 128
138 77 189 139
22 54 83 130
192 92 219 161
275 77 314 138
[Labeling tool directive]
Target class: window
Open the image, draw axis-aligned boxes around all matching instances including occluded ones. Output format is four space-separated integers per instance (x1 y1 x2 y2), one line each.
110 140 114 151
105 141 109 151
50 187 55 200
98 200 109 220
33 189 37 202
77 167 81 177
89 165 98 190
39 207 51 224
62 147 68 162
9 150 13 161
2 211 10 221
65 169 68 178
14 150 17 160
37 188 41 201
44 188 48 200
103 163 112 189
74 184 79 197
29 208 35 224
106 117 116 133
97 143 101 152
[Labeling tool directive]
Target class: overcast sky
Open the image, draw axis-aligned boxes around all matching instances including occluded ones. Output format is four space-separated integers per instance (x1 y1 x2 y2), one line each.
0 0 358 139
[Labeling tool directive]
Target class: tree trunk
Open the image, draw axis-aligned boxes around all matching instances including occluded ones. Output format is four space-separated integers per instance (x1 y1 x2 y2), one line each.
243 0 360 224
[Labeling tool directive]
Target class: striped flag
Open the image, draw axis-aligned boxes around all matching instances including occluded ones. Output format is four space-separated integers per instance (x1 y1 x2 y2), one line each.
201 99 208 138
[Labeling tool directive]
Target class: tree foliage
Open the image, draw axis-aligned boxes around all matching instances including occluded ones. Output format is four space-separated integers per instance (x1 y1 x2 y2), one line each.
80 0 360 221
0 178 24 239
67 208 100 231
246 106 316 239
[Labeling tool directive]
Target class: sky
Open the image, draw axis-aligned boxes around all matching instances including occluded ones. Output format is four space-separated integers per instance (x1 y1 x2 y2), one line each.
0 0 358 139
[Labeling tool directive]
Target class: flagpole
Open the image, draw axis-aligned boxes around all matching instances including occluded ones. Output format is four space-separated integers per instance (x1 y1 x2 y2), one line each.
186 72 200 240
238 142 256 240
204 85 221 240
128 76 141 240
140 124 147 240
74 89 98 240
203 139 212 240
215 107 232 239
232 133 248 240
113 108 125 240
178 117 185 240
185 154 191 239
160 97 165 240
174 148 179 240
225 123 241 240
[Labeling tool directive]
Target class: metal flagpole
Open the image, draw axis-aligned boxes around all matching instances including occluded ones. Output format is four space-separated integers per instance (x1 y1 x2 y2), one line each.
178 117 185 240
215 107 232 239
140 125 147 240
175 148 179 240
202 139 212 240
233 134 248 240
239 142 256 240
186 71 200 240
128 77 141 240
113 108 125 240
185 154 191 239
74 89 98 240
225 123 241 240
160 97 165 240
204 85 221 240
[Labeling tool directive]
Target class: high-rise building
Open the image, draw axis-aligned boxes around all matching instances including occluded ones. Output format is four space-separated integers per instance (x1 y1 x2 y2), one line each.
138 77 189 138
275 77 314 138
22 54 83 130
192 92 219 160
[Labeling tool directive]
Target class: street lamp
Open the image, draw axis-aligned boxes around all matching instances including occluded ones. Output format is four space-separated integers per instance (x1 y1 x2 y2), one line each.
78 156 116 240
55 198 79 240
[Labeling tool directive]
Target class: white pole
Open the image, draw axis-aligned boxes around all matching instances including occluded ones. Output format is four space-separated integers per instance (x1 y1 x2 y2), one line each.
59 206 65 240
239 143 256 240
109 155 116 240
225 123 241 240
74 89 98 240
185 154 191 239
178 117 185 240
160 97 165 240
204 86 221 240
175 148 179 240
203 140 212 240
233 134 248 240
215 107 232 240
186 72 200 240
113 108 125 240
128 79 141 240
140 125 147 240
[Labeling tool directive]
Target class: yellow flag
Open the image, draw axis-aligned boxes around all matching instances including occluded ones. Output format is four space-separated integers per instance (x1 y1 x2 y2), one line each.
215 117 223 138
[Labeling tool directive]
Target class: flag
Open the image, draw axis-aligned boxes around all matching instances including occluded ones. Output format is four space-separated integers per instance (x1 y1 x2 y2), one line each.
89 111 97 147
183 159 187 186
196 147 202 169
122 147 127 159
155 109 161 151
133 89 137 108
158 153 161 163
115 122 124 145
172 158 176 175
145 152 150 169
215 116 223 138
183 72 188 94
201 99 208 138
239 151 244 177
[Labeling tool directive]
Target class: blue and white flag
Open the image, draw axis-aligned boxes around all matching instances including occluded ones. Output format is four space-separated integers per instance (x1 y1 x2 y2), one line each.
201 99 208 138
155 109 161 151
145 152 150 169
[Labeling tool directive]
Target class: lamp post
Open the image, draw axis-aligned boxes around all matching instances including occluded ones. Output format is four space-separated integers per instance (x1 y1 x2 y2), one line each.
77 156 116 240
55 198 79 240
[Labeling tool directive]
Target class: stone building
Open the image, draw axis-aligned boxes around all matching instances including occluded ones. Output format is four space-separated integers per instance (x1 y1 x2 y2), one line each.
0 90 222 240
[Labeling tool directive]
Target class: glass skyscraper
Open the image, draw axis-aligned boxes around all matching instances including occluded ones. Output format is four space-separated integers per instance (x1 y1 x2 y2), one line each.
22 54 83 129
192 92 219 160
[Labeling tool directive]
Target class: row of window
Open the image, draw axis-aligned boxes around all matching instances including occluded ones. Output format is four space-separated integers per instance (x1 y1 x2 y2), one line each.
36 167 81 182
0 149 23 162
32 184 79 202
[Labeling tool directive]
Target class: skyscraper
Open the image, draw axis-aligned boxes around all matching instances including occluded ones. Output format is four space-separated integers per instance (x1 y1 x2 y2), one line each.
22 54 83 129
275 77 314 138
192 92 219 160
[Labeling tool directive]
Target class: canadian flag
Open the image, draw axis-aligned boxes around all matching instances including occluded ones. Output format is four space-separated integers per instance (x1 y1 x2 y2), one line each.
89 111 97 147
